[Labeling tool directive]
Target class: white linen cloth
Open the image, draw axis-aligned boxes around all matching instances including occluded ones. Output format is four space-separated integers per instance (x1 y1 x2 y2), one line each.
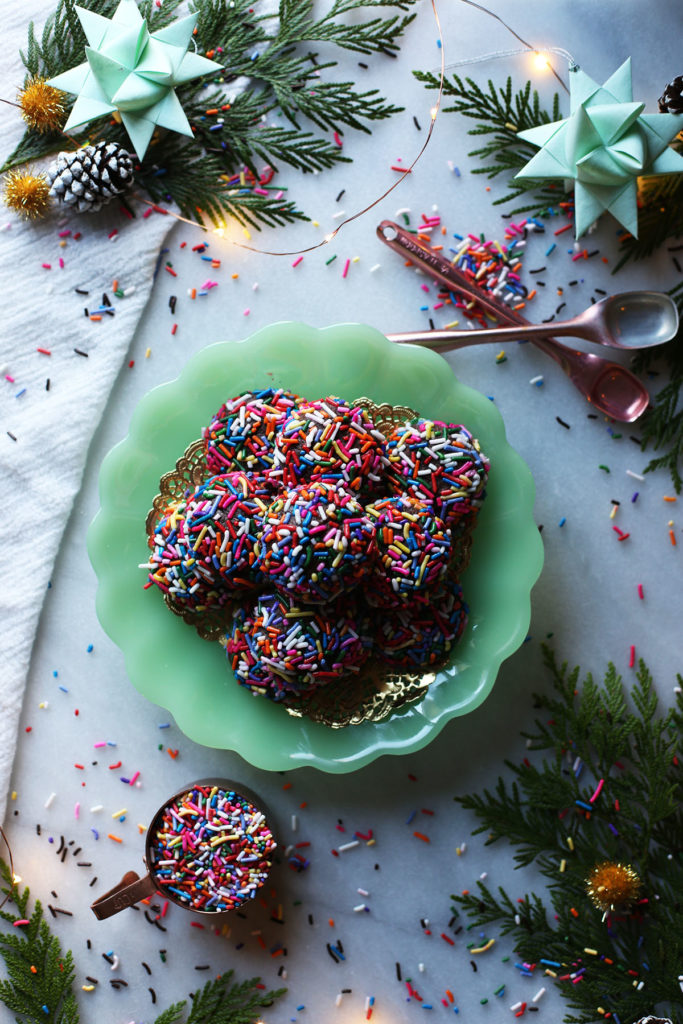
0 0 276 823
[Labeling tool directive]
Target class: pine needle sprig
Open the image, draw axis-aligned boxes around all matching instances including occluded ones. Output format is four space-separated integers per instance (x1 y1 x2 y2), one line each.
413 71 563 213
631 281 683 493
0 861 78 1024
152 972 286 1024
275 0 417 56
452 646 683 1024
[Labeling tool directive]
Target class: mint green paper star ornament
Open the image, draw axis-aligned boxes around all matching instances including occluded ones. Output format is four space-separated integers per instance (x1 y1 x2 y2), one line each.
515 59 683 237
47 0 222 158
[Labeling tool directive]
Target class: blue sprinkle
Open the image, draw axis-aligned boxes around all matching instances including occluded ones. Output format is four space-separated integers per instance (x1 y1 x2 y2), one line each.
15 388 26 399
406 810 417 824
559 517 567 527
575 799 592 811
42 1006 49 1014
608 823 619 836
454 166 461 177
540 959 561 967
87 644 93 653
53 670 58 677
631 491 639 502
91 829 99 840
545 243 556 256
58 685 68 693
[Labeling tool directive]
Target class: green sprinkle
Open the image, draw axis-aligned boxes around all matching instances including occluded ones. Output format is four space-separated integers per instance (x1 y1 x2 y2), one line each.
598 464 610 473
480 998 488 1005
325 255 337 265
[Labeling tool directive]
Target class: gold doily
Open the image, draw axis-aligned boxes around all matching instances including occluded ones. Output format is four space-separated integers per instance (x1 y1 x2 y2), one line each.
145 398 473 726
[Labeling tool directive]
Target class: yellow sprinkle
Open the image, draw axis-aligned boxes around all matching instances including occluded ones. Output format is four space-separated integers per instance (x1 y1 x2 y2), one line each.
366 838 376 846
145 347 151 358
39 701 48 708
352 256 360 262
11 791 17 801
470 938 495 954
313 220 319 227
444 320 459 328
609 504 617 519
242 227 251 240
505 121 518 131
567 836 574 850
597 1009 606 1016
137 824 146 833
544 969 557 978
559 858 566 872
112 808 127 818
456 846 462 856
584 948 598 955
82 985 95 992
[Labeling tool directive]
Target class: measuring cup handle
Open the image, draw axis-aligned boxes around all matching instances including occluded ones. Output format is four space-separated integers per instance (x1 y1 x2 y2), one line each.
91 870 157 920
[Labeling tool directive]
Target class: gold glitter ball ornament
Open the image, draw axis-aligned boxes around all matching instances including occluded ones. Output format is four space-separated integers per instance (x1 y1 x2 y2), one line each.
3 169 51 218
18 76 66 133
585 860 642 913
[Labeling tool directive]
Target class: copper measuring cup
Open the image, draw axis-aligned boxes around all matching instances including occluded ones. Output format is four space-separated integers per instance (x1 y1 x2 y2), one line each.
91 778 276 920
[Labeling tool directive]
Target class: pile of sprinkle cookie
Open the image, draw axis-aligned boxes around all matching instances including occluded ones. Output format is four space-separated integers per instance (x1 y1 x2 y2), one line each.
142 387 490 709
148 783 276 912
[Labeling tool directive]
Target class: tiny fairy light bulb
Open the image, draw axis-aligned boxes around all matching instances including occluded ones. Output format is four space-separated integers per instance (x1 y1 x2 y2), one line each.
532 51 551 71
18 76 66 133
585 860 642 916
3 169 51 218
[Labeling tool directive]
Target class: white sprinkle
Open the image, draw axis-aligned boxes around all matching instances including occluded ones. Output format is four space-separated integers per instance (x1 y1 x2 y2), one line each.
532 987 546 1003
353 903 366 912
110 955 119 971
418 962 425 973
460 842 466 854
291 814 297 832
252 282 259 291
514 914 521 925
123 286 136 296
357 888 369 896
90 805 104 813
525 738 533 748
479 872 488 881
395 207 411 216
335 993 343 1007
636 980 644 991
44 792 56 809
529 375 544 385
0 222 12 232
338 840 359 852
626 469 645 481
332 209 346 220
369 264 381 273
280 969 288 980
510 1001 523 1011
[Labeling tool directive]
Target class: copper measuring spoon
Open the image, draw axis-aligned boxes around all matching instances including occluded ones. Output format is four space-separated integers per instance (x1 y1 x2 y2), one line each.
377 220 652 423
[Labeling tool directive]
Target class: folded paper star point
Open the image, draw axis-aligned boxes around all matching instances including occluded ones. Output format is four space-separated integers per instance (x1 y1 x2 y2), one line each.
48 0 222 158
515 59 683 238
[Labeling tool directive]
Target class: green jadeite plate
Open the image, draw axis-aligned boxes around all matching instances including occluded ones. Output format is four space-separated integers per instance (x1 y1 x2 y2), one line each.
88 322 543 772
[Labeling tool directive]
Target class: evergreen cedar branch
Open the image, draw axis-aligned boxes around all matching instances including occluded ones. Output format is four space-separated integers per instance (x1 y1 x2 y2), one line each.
451 645 683 1024
0 859 285 1024
2 0 418 229
415 70 683 493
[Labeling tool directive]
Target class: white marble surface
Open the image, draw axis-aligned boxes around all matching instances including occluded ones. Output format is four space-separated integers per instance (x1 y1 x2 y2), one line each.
5 1 683 1023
